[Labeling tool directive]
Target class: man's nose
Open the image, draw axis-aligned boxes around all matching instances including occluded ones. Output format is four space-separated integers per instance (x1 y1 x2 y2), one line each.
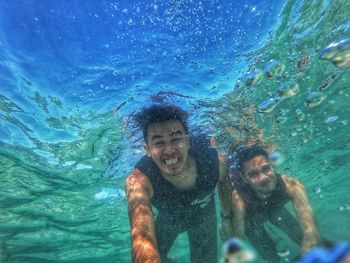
163 142 176 154
259 172 269 180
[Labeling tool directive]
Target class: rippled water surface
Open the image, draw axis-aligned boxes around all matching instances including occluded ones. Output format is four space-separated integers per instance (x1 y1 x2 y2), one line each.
0 0 349 262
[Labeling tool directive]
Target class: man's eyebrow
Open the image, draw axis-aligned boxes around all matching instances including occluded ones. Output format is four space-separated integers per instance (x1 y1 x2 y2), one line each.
170 130 183 137
151 134 164 141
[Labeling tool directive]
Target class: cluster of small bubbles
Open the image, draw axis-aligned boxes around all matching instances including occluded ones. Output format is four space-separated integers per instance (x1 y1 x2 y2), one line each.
43 198 54 209
87 89 94 96
264 59 286 79
306 92 326 107
244 68 264 86
323 116 338 124
276 116 287 124
127 18 134 25
319 38 350 68
257 96 281 113
279 108 289 116
295 109 305 121
94 188 126 203
278 81 299 98
113 70 119 76
235 79 243 89
313 187 321 194
337 204 350 211
289 132 297 137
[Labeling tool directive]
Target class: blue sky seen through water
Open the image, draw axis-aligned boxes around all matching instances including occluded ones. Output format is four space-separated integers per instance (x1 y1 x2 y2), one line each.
0 0 284 111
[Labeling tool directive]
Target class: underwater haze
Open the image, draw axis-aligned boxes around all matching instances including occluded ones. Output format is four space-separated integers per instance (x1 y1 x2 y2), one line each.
0 0 350 262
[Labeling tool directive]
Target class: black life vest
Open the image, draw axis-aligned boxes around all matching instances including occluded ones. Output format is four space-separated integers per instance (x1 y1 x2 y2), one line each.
135 136 219 215
232 173 290 216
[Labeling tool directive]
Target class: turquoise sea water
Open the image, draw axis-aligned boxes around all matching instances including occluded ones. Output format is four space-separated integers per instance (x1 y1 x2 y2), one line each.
0 0 349 262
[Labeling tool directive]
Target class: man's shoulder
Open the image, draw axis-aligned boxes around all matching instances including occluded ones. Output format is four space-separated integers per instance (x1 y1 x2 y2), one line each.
281 174 301 186
126 169 147 185
280 174 305 196
135 155 158 176
125 168 153 197
135 155 152 168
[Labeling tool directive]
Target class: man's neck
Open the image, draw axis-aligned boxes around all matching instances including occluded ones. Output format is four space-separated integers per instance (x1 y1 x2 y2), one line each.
162 155 198 190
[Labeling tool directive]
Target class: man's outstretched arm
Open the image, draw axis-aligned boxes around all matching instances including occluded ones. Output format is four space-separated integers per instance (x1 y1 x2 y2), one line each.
283 175 321 253
231 189 246 239
125 169 160 263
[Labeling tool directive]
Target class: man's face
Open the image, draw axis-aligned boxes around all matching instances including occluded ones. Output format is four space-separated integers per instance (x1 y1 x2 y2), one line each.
144 120 190 177
241 155 277 197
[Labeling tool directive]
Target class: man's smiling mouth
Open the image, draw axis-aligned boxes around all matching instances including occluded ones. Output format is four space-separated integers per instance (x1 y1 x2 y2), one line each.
163 157 180 166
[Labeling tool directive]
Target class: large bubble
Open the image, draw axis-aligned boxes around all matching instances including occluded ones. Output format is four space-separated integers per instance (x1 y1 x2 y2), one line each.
244 68 264 86
295 109 305 121
257 96 281 113
320 38 350 68
306 92 327 107
278 81 299 98
264 59 286 79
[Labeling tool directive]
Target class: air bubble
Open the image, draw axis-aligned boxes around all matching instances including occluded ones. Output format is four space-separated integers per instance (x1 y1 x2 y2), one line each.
278 81 299 98
244 68 263 86
264 60 286 79
257 96 281 113
324 116 338 124
320 38 350 68
306 92 326 107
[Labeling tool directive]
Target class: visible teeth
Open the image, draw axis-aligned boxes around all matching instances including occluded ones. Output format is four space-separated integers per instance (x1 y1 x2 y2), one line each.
165 157 179 165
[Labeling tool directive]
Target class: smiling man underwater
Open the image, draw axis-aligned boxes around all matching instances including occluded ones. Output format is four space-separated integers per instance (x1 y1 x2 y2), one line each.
125 104 232 263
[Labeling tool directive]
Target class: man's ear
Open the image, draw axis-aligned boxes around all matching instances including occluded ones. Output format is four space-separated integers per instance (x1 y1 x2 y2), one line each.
144 143 151 157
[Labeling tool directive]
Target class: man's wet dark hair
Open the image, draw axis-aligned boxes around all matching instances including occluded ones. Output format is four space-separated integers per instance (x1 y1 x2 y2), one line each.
237 145 269 172
134 104 189 142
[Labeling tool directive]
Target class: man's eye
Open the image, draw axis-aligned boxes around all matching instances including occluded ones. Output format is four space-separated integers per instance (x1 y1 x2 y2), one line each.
262 165 271 173
248 172 258 178
155 141 164 145
173 137 182 142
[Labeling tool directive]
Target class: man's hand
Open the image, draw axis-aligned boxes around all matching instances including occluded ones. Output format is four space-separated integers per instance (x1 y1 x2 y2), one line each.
301 232 321 253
